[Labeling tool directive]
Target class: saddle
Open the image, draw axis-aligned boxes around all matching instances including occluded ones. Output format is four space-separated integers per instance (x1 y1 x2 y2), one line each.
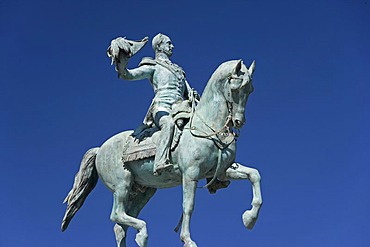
121 100 191 163
121 100 231 194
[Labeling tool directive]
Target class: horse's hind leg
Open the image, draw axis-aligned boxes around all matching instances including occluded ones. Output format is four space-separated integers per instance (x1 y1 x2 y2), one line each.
114 223 128 247
113 186 157 247
226 162 263 229
110 172 150 247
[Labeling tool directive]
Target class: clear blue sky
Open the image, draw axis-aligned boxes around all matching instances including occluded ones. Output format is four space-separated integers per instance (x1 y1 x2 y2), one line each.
1 0 369 246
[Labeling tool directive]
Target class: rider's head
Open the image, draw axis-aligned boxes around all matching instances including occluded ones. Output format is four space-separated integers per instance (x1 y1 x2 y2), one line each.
152 33 174 57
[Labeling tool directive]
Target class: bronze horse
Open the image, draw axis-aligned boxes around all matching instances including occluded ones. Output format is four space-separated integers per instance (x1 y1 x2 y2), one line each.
62 60 262 247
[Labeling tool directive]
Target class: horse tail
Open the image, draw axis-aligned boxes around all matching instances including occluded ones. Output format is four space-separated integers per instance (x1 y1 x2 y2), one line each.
61 147 100 232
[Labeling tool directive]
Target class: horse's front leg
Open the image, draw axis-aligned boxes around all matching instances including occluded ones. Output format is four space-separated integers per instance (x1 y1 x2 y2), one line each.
180 175 198 247
226 162 263 229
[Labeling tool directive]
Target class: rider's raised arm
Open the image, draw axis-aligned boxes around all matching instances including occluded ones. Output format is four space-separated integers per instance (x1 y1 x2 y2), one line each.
117 64 154 81
107 36 150 81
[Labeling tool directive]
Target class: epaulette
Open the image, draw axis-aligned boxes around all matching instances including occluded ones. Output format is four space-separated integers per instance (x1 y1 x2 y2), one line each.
139 57 156 66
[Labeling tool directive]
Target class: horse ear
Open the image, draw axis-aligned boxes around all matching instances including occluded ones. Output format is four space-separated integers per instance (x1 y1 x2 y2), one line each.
229 60 244 90
241 60 256 87
248 60 256 76
233 59 243 75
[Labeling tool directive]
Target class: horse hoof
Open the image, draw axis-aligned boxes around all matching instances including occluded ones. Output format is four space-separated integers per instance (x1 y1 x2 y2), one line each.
184 241 198 247
135 230 148 247
242 210 257 230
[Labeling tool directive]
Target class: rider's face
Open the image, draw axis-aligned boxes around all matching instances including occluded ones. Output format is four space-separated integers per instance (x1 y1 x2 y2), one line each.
159 37 174 57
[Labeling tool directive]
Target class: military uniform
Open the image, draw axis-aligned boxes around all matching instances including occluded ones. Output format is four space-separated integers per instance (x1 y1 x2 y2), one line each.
113 35 196 175
126 56 192 174
139 57 192 126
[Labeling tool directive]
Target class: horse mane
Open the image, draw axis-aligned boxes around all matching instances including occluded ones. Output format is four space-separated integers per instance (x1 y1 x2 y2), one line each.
212 60 237 79
201 60 240 99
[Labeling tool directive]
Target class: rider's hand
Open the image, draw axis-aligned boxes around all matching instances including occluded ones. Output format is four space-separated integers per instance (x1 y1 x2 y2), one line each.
192 89 200 101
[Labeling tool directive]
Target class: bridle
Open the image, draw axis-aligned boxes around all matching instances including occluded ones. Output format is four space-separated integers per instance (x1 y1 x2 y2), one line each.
188 73 243 141
186 73 248 189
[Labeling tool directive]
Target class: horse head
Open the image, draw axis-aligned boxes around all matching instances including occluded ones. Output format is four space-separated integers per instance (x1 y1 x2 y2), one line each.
190 59 255 137
223 59 255 129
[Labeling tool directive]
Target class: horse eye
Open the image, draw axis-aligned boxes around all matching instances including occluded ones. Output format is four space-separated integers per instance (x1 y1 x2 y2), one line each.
231 78 243 85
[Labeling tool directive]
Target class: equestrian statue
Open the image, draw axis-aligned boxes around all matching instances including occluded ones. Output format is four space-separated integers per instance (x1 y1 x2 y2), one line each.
61 33 262 247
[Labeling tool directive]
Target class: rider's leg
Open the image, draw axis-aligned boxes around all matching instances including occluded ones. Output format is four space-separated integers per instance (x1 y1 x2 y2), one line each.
153 111 175 175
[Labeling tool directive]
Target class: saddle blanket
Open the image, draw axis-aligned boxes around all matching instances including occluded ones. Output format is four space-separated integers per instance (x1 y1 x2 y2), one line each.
121 133 157 163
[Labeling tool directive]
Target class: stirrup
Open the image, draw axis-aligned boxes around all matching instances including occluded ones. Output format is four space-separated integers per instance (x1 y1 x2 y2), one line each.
153 162 173 176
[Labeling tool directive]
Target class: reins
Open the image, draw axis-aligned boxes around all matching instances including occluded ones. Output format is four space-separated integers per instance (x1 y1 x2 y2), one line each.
187 76 236 140
189 112 233 138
